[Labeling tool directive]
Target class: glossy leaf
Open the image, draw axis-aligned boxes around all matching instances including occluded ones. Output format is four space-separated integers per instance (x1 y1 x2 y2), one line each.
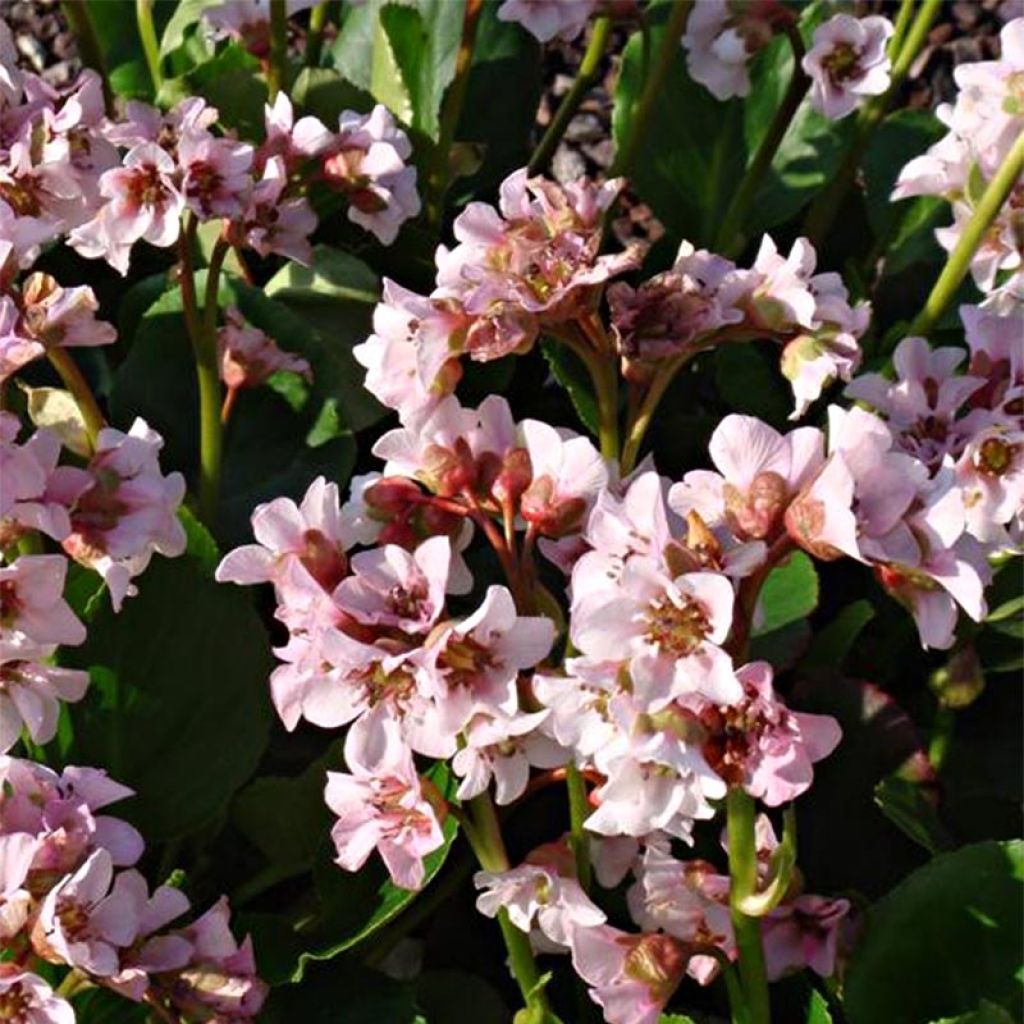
753 551 819 636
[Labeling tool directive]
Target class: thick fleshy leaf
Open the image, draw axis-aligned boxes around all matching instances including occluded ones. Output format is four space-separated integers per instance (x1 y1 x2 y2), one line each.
61 552 274 840
845 841 1024 1024
753 551 819 636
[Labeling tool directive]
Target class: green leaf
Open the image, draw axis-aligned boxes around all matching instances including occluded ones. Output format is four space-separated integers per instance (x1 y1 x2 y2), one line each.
715 343 791 428
160 0 218 59
929 1002 1017 1024
72 987 148 1023
260 961 424 1024
658 1017 697 1024
415 970 509 1024
266 244 380 305
61 554 274 841
873 774 952 855
612 0 747 244
753 551 819 636
291 67 375 124
806 991 833 1024
540 338 599 437
801 599 876 672
178 506 220 576
845 841 1024 1024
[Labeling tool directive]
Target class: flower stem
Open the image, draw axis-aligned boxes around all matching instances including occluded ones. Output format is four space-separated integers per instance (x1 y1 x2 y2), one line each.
305 1 329 66
909 129 1024 338
136 0 162 93
529 15 613 176
727 788 771 1024
888 0 916 58
715 24 809 257
61 1 114 115
267 0 289 100
466 793 553 1020
802 0 941 245
46 349 105 452
611 0 691 179
426 0 484 230
619 352 686 473
565 762 592 892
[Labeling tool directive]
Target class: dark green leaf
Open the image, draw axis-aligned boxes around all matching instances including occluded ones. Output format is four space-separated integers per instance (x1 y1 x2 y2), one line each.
929 1002 1017 1024
540 338 599 437
415 970 508 1024
806 991 832 1024
73 987 148 1024
292 67 375 124
801 599 875 672
845 841 1023 1024
160 0 218 59
714 343 791 428
178 505 220 576
753 551 819 636
874 774 952 855
61 554 274 840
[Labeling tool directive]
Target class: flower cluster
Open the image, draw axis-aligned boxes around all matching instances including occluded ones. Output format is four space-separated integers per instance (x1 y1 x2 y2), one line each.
893 18 1024 291
0 754 266 1023
0 24 419 277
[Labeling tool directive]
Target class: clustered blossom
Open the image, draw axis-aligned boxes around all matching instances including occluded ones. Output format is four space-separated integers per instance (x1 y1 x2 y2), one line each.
497 0 597 43
610 235 870 417
218 305 312 395
802 14 894 121
0 754 266 1022
893 17 1024 291
0 26 419 279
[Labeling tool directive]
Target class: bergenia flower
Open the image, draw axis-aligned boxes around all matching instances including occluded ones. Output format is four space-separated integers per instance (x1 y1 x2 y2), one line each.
177 130 254 220
762 893 851 980
803 14 894 121
0 555 86 647
324 717 445 890
218 306 312 392
496 0 596 43
0 968 74 1024
229 156 317 265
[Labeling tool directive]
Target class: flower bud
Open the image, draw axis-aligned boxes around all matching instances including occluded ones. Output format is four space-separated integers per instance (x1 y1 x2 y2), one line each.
364 476 423 517
725 471 788 540
419 439 477 497
520 475 586 538
378 520 419 549
491 447 533 508
929 645 985 709
785 493 844 561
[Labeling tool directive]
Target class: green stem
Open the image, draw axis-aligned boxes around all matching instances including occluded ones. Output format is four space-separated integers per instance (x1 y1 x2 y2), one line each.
268 0 289 100
727 788 771 1024
426 0 484 229
565 762 592 892
928 704 956 772
305 1 329 66
888 0 916 58
611 0 691 178
46 349 105 451
466 793 552 1019
55 968 94 1000
909 129 1024 337
723 962 751 1024
715 24 809 257
802 0 941 245
529 16 613 176
61 2 114 115
620 354 684 474
595 358 620 462
136 0 162 92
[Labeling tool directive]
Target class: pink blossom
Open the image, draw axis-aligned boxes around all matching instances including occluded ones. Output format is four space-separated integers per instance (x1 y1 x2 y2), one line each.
803 15 894 120
762 893 850 980
475 859 605 948
0 133 86 236
324 717 445 890
203 0 315 56
259 92 333 173
0 22 23 107
162 896 267 1021
322 106 421 245
34 848 141 975
0 555 85 647
0 638 89 752
956 423 1024 546
58 419 186 611
452 709 566 805
571 561 740 705
104 98 218 153
697 661 841 804
70 142 185 275
420 584 555 733
230 156 317 265
218 306 312 391
0 968 74 1024
570 924 689 1024
785 451 860 562
496 0 596 43
177 130 253 220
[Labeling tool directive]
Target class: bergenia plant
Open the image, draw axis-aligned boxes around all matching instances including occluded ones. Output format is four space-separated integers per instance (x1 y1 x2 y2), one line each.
0 2 1020 1023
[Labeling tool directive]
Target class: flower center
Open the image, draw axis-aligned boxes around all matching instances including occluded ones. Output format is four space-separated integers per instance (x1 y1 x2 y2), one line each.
0 580 21 626
976 437 1015 476
622 933 688 1000
822 42 861 83
645 594 710 657
439 634 495 688
0 983 32 1023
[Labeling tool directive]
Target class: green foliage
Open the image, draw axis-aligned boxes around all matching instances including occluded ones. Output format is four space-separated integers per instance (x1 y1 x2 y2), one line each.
61 551 274 840
753 551 819 637
845 841 1024 1023
540 338 600 437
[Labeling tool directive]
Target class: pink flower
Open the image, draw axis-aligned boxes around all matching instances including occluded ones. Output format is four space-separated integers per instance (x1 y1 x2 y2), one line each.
322 106 421 245
0 968 74 1024
203 0 315 57
785 450 860 562
570 924 690 1024
230 156 317 265
956 423 1024 546
0 638 89 752
475 859 605 948
58 419 187 611
177 130 253 220
803 15 894 121
34 849 141 975
496 0 596 43
259 92 333 173
670 414 824 543
697 661 841 805
572 561 740 705
762 893 850 980
324 716 445 890
162 896 267 1021
70 142 185 275
0 555 85 647
420 584 555 733
452 709 566 805
218 306 312 391
335 535 451 635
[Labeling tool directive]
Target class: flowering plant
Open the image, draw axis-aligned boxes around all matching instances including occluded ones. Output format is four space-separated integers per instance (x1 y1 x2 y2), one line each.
0 2 1021 1023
